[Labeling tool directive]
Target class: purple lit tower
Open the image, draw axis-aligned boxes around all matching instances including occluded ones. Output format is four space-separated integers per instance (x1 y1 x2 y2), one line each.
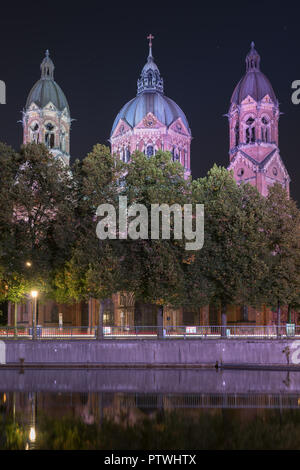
110 35 192 178
227 42 290 196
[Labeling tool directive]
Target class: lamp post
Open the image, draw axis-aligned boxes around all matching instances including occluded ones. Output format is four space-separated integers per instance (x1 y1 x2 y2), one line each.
31 291 38 340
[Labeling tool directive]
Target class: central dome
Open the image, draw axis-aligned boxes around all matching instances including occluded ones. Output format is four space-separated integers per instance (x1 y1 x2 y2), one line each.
110 35 192 178
111 90 191 136
110 37 191 137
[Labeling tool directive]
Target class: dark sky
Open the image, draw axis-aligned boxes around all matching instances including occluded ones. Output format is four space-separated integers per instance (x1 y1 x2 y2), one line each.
0 0 299 203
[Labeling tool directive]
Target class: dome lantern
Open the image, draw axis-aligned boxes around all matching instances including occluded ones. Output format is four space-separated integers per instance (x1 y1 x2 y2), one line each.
40 50 55 80
137 34 164 95
245 42 261 72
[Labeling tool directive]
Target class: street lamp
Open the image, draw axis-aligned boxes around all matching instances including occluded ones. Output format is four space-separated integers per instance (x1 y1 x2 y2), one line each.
31 291 38 340
29 426 36 442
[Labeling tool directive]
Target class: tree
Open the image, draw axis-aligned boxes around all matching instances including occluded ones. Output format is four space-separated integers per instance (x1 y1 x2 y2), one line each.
0 142 76 327
52 144 125 337
191 165 268 336
261 184 300 334
119 150 194 337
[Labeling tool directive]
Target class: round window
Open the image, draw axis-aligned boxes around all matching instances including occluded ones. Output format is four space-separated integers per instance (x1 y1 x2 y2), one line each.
273 167 278 176
237 168 244 177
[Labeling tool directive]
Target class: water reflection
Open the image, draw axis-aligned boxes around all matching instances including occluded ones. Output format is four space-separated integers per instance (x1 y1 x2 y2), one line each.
1 369 300 449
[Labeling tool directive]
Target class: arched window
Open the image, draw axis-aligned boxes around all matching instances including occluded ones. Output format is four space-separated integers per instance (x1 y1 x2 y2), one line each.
30 123 39 143
146 145 154 157
235 122 240 147
60 130 66 152
261 116 270 142
172 147 179 162
245 117 255 144
45 123 55 149
184 149 188 168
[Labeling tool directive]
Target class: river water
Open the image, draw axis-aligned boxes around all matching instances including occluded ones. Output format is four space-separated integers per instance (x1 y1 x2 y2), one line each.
1 368 300 450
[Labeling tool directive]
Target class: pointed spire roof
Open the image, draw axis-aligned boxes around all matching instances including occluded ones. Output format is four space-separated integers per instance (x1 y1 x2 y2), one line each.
231 42 277 105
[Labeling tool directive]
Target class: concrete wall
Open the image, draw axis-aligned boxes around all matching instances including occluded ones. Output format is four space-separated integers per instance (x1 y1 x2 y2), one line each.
2 338 300 368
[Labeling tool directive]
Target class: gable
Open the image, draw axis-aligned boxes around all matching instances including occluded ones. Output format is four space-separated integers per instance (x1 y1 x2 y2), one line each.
111 119 132 139
135 112 166 130
169 117 190 136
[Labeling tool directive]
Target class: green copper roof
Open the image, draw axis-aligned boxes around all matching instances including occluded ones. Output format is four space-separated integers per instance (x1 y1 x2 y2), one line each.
25 50 70 114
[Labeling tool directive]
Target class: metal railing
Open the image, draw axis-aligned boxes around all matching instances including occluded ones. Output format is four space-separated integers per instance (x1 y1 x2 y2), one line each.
0 324 299 339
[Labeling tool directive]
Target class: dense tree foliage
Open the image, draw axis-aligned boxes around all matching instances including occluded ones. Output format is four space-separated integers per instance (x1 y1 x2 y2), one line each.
0 141 299 330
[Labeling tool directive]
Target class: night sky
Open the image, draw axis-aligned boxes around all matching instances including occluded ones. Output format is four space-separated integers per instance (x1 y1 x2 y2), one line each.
0 1 299 203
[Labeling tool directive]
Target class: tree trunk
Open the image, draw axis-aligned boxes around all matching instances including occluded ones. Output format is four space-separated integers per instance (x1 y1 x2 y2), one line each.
221 302 227 338
157 305 164 339
14 303 18 339
288 304 292 324
96 299 105 340
277 300 281 338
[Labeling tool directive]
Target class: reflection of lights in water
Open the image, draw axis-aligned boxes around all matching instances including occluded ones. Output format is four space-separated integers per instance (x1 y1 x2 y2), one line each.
2 393 6 403
298 398 300 406
29 427 36 442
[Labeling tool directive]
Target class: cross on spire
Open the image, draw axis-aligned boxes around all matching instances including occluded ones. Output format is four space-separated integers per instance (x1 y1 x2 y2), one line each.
147 34 154 59
147 34 154 47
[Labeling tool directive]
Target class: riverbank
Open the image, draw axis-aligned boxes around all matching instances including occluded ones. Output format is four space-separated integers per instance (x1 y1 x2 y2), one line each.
1 338 300 370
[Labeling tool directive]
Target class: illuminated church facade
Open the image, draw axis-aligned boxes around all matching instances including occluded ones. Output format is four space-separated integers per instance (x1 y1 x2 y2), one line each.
7 40 292 329
110 34 192 178
227 42 290 196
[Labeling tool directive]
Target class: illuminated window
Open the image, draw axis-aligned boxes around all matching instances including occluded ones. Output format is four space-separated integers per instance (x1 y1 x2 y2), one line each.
245 117 255 143
45 123 55 148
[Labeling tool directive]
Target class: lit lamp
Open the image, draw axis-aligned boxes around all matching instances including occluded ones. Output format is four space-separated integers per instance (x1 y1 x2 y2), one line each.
29 426 36 442
25 261 32 268
31 291 38 340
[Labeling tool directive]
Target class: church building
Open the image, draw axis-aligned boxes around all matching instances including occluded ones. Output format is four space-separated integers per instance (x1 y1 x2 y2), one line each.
7 39 292 330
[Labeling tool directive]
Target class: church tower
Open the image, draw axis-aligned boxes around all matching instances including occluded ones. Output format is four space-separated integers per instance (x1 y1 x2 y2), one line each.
22 50 71 165
110 35 192 178
228 42 290 196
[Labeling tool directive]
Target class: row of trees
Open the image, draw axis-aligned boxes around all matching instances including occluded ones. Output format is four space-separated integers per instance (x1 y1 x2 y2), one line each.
0 142 299 333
